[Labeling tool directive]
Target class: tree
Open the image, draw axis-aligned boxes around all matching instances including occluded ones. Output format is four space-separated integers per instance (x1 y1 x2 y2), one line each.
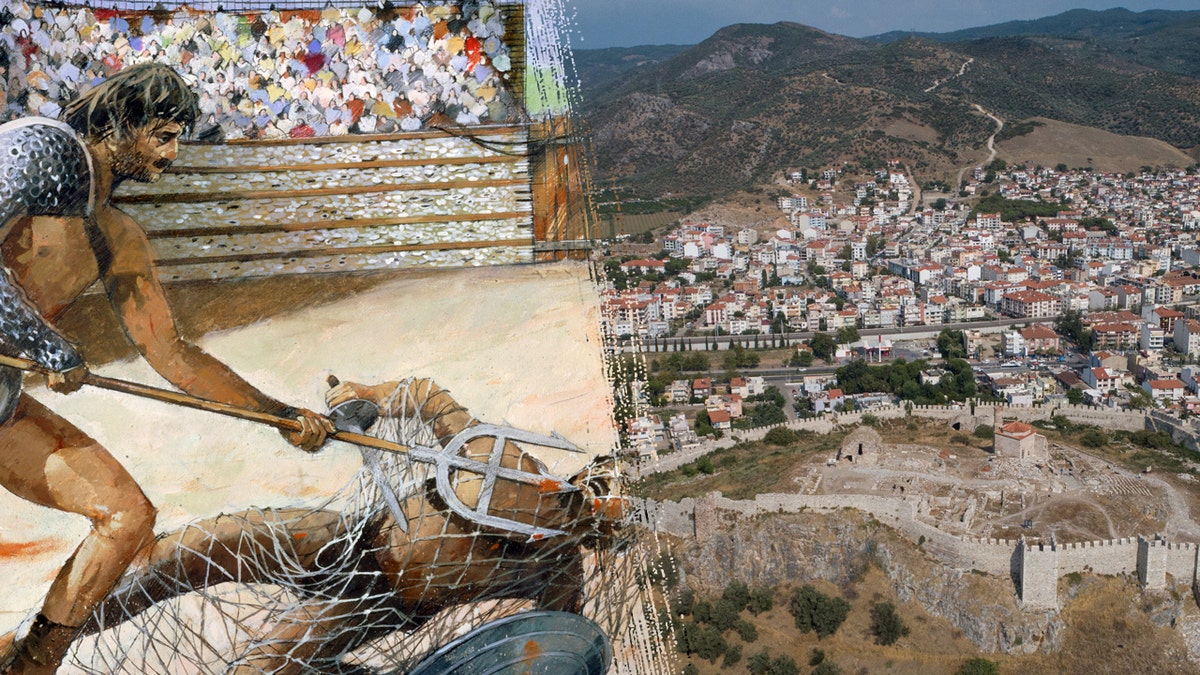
1067 387 1084 405
788 585 850 638
835 326 860 345
869 601 910 645
682 664 699 675
933 197 948 211
1079 428 1107 448
810 333 836 362
747 649 772 675
768 655 800 675
973 424 993 440
746 586 774 615
812 663 843 675
791 350 814 367
722 644 742 668
956 658 1000 675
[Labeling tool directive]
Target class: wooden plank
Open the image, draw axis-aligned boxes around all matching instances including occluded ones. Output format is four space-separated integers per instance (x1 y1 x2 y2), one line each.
167 154 525 174
145 211 531 239
156 238 533 267
114 178 529 205
200 125 531 147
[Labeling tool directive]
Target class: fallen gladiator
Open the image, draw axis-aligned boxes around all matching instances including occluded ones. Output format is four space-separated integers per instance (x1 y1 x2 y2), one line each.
72 377 626 674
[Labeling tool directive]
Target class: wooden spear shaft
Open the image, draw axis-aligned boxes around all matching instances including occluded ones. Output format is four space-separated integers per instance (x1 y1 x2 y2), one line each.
0 353 412 455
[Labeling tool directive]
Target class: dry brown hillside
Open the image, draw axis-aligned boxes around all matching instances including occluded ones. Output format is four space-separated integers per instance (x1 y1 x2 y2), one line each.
994 117 1193 173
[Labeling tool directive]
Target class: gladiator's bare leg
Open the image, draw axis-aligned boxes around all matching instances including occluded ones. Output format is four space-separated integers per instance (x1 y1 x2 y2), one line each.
228 593 403 675
84 508 347 633
0 394 156 671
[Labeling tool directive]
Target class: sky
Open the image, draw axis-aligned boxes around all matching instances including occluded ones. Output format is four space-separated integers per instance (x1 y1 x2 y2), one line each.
565 0 1200 49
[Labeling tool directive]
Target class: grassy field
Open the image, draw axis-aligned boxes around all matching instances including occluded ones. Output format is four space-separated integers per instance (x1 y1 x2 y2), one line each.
997 117 1195 173
597 211 683 239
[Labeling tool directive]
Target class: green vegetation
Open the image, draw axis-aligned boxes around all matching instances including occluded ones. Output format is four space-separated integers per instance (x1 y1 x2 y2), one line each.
937 329 967 359
672 581 773 666
973 424 994 440
788 585 851 638
635 429 848 501
809 333 837 362
995 118 1045 142
869 601 910 645
956 657 1000 675
835 358 977 404
1056 310 1096 353
763 426 800 447
969 193 1062 222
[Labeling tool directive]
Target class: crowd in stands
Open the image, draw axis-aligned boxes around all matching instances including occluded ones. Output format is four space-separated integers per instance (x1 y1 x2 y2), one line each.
0 0 520 139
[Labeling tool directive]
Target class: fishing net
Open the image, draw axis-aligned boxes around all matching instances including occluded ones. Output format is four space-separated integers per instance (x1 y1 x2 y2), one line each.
60 377 643 674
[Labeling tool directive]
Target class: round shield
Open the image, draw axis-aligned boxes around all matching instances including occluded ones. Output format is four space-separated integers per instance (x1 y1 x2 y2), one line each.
404 611 611 675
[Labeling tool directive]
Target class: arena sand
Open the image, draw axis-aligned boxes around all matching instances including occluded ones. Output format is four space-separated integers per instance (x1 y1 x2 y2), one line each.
0 261 616 632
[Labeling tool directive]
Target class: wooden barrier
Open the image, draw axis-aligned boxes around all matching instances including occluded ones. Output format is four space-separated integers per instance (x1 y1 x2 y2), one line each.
114 127 543 282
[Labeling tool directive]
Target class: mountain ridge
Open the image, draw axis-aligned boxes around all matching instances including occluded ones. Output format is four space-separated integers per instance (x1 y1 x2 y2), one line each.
575 9 1200 199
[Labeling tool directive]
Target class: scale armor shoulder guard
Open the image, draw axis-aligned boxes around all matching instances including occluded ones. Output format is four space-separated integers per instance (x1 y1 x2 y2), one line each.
0 118 92 372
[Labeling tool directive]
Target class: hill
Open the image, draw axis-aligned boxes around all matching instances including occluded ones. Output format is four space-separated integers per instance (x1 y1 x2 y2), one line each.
577 10 1200 199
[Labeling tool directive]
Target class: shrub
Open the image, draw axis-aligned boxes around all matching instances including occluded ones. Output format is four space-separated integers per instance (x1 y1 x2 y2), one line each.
769 655 800 675
869 600 910 645
722 580 750 612
747 648 772 675
809 648 826 666
696 455 715 474
1079 429 1107 448
735 618 758 643
682 663 699 675
862 413 879 427
950 433 971 445
812 662 842 675
722 644 742 667
746 585 774 615
763 426 800 446
788 585 851 638
956 658 1000 675
973 424 993 439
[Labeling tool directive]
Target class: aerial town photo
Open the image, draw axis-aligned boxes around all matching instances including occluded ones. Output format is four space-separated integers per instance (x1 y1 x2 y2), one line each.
580 2 1200 673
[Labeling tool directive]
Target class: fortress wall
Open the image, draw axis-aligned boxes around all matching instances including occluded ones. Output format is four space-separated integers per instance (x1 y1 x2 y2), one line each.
732 401 1147 443
645 492 1196 609
1164 541 1200 585
1054 538 1141 576
1019 541 1061 609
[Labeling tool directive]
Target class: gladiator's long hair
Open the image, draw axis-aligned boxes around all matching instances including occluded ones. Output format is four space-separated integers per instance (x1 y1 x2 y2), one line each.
61 63 199 142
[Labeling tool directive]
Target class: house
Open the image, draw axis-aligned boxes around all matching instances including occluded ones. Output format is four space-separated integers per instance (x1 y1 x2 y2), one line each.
1020 325 1060 353
668 379 693 404
1089 351 1128 372
1143 379 1186 405
994 420 1049 461
1083 367 1127 391
668 413 701 452
1174 319 1200 358
707 409 732 431
1001 331 1026 357
692 378 712 401
1001 290 1060 318
812 388 846 413
730 376 766 398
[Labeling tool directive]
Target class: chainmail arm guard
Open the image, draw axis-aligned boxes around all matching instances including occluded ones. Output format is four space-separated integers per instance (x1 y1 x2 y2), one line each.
0 118 93 372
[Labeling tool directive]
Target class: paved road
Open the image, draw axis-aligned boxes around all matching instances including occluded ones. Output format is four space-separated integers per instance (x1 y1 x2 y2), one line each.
629 316 1056 353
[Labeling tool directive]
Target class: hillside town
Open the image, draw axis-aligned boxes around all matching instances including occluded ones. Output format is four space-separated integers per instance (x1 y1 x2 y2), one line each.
601 161 1200 457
